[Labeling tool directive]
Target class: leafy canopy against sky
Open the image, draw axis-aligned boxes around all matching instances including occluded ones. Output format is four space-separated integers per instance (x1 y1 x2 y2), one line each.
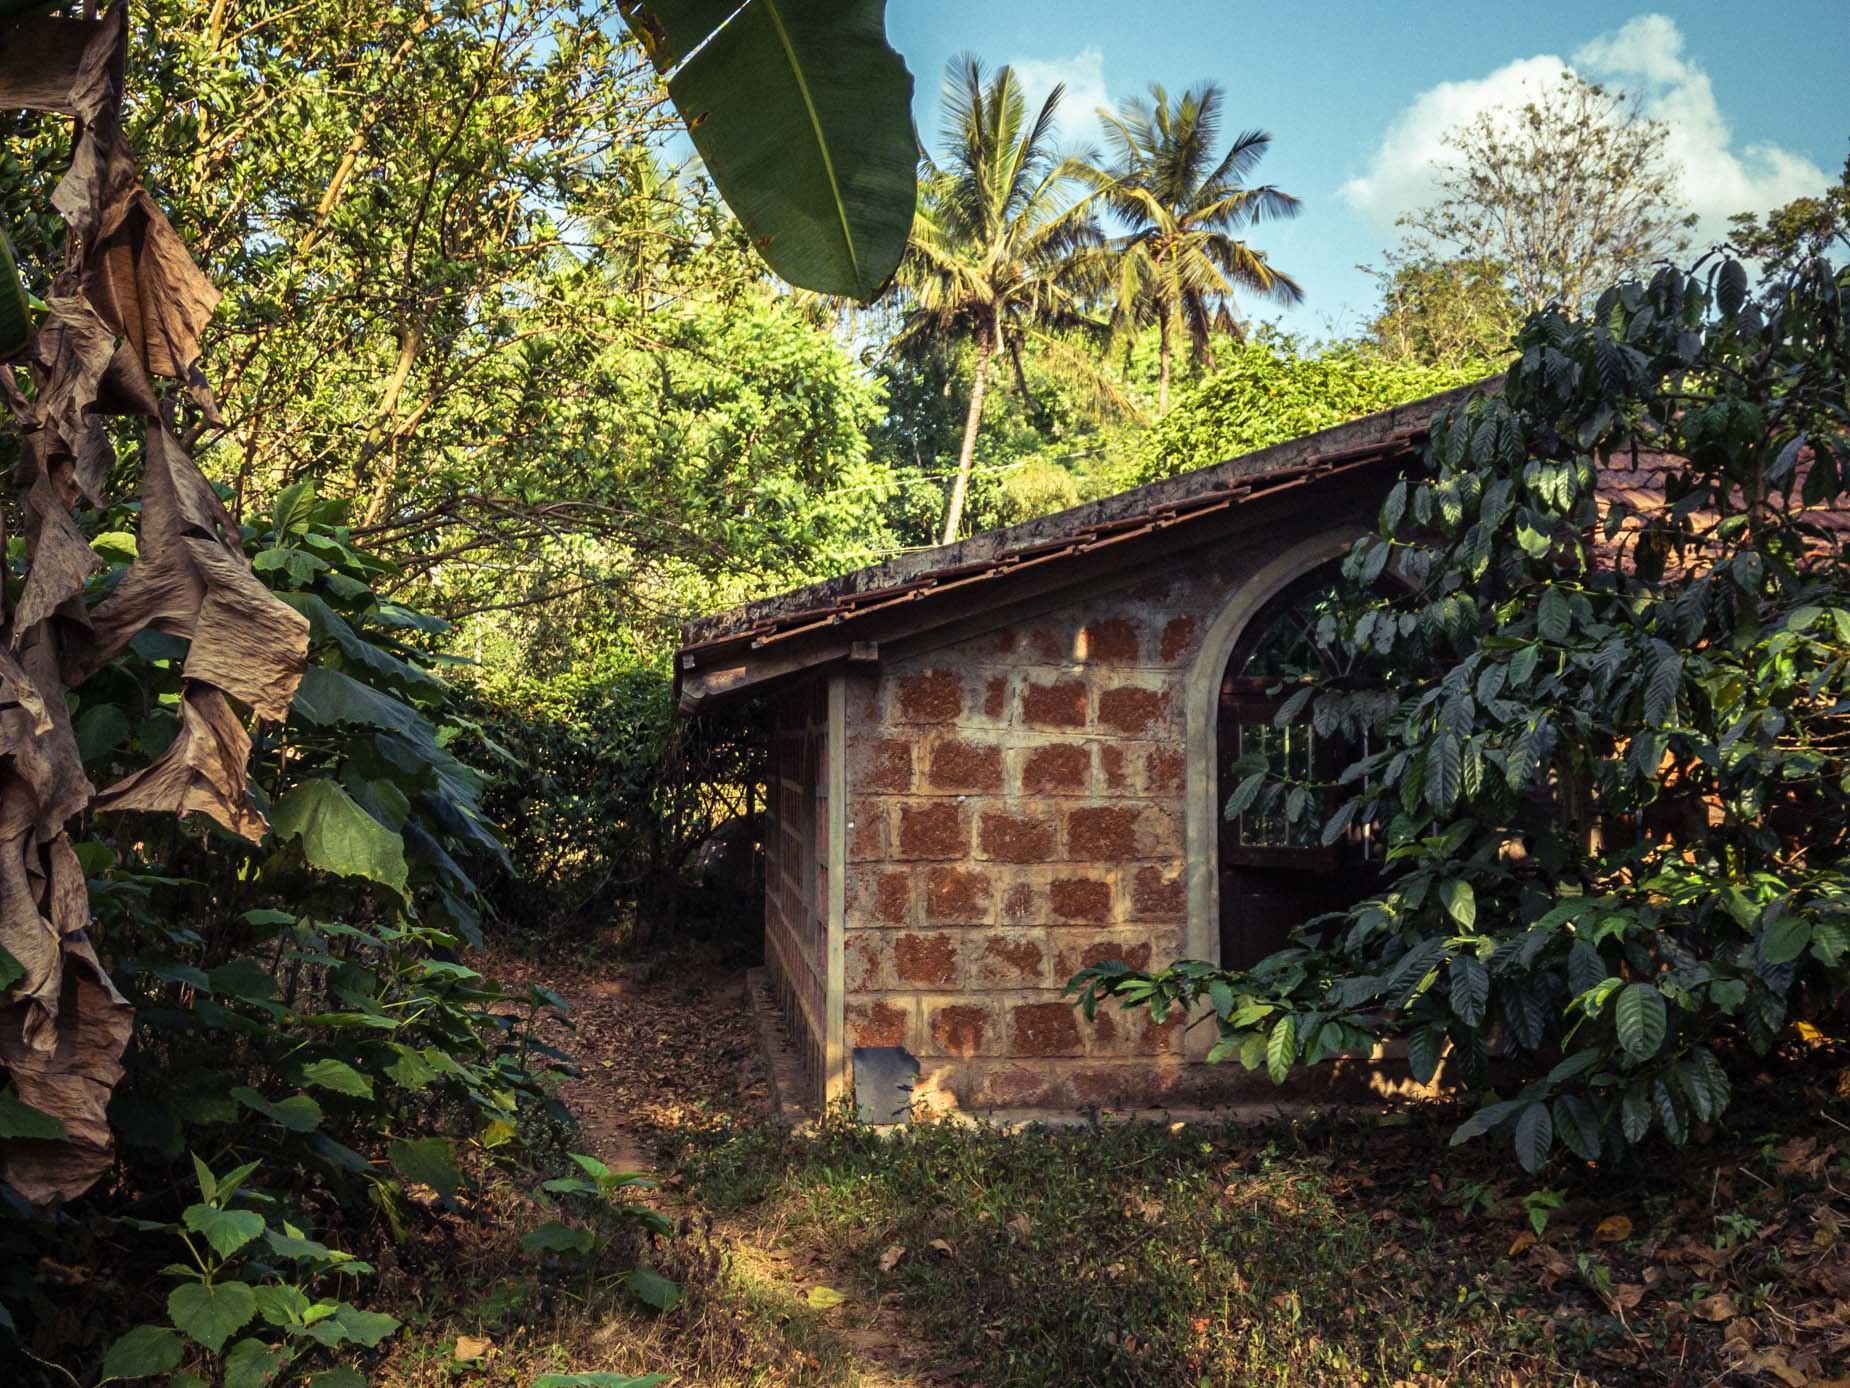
887 2 1846 336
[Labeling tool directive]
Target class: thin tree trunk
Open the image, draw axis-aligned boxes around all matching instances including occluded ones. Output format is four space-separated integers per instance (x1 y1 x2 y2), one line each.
1157 309 1172 413
940 322 994 545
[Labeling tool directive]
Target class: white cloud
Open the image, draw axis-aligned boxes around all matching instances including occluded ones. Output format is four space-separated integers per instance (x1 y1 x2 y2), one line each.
1341 13 1828 246
1572 14 1827 240
1340 53 1569 229
1005 46 1110 149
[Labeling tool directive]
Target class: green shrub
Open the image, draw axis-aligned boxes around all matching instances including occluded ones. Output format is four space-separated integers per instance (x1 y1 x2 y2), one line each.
1077 254 1850 1170
1133 334 1495 483
1 481 574 1378
466 669 767 946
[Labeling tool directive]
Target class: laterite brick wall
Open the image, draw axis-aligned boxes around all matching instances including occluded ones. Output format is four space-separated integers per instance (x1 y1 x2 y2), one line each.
837 551 1257 1112
764 682 829 1101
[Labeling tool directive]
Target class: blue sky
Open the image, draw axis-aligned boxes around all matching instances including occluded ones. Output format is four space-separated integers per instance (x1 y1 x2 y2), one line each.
885 2 1848 339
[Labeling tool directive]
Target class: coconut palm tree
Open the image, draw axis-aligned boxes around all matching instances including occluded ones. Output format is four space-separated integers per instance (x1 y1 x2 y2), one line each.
1085 83 1304 410
896 55 1107 544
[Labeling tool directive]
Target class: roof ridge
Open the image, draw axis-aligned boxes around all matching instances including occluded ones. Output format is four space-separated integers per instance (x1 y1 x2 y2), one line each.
681 378 1493 646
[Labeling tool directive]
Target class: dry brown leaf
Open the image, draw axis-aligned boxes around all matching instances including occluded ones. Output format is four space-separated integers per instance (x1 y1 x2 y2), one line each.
94 685 268 841
0 13 100 113
0 936 132 1205
1595 1215 1634 1243
1608 1282 1645 1312
85 423 307 721
1691 1293 1739 1322
89 186 222 381
1733 1349 1810 1388
454 1335 493 1362
1507 1230 1537 1258
878 1244 906 1273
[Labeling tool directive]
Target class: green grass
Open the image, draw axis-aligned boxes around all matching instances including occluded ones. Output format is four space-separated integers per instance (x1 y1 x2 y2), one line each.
676 1112 1584 1387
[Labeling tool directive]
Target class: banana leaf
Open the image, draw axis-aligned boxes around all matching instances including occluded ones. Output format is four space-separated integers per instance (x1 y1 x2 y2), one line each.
620 0 915 302
1 226 32 358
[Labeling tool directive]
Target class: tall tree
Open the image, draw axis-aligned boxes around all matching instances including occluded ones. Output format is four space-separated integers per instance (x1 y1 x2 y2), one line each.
1363 253 1521 366
1083 83 1302 410
896 56 1103 544
1728 151 1850 279
1394 72 1695 314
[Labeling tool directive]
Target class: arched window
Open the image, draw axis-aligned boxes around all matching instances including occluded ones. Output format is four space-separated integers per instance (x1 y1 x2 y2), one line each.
1216 562 1382 969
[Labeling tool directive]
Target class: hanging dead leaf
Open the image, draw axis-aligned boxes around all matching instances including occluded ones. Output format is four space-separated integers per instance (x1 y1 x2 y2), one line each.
94 685 268 841
85 423 308 720
0 939 132 1205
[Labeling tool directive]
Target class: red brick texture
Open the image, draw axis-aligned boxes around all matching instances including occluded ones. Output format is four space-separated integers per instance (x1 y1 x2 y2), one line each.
835 559 1280 1112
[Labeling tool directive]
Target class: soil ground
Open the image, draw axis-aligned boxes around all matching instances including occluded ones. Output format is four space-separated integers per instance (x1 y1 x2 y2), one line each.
446 945 1850 1388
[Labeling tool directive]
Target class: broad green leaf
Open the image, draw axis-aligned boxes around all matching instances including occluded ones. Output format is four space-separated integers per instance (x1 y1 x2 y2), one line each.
328 1307 399 1349
208 958 277 1001
0 227 31 359
1439 878 1476 929
300 1059 374 1099
276 594 445 705
0 1086 67 1140
183 1204 266 1259
75 703 133 764
168 1280 257 1354
1406 1025 1443 1084
230 1088 323 1133
1448 955 1489 1027
253 1284 313 1328
0 944 22 993
1265 1014 1295 1085
1426 731 1461 811
306 1370 368 1388
533 1376 668 1388
806 1285 847 1310
222 1337 288 1388
270 779 408 897
1760 916 1811 965
271 478 318 540
624 0 916 301
1508 643 1539 687
1449 1097 1524 1146
625 1265 684 1312
388 1136 462 1200
522 1220 595 1256
1223 770 1266 820
1513 1101 1553 1173
99 1324 184 1381
1537 586 1570 643
1552 1095 1602 1161
1614 983 1667 1061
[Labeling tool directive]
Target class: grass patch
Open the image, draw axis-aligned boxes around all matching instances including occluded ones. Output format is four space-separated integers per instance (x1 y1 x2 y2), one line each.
674 1080 1850 1388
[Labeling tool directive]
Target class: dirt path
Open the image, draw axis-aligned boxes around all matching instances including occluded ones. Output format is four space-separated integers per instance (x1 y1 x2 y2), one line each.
490 951 944 1386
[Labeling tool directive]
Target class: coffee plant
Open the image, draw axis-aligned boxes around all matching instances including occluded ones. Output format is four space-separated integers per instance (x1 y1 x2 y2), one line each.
1075 249 1850 1170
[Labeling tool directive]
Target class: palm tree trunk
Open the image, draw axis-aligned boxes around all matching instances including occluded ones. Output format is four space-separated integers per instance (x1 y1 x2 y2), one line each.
1157 309 1172 413
940 322 994 545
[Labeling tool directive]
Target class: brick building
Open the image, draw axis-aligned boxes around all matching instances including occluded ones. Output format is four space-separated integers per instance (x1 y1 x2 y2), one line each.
675 386 1495 1116
677 379 1850 1116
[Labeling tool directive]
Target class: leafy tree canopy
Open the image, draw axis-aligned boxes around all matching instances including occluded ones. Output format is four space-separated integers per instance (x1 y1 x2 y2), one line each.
1132 333 1493 484
1394 72 1696 315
